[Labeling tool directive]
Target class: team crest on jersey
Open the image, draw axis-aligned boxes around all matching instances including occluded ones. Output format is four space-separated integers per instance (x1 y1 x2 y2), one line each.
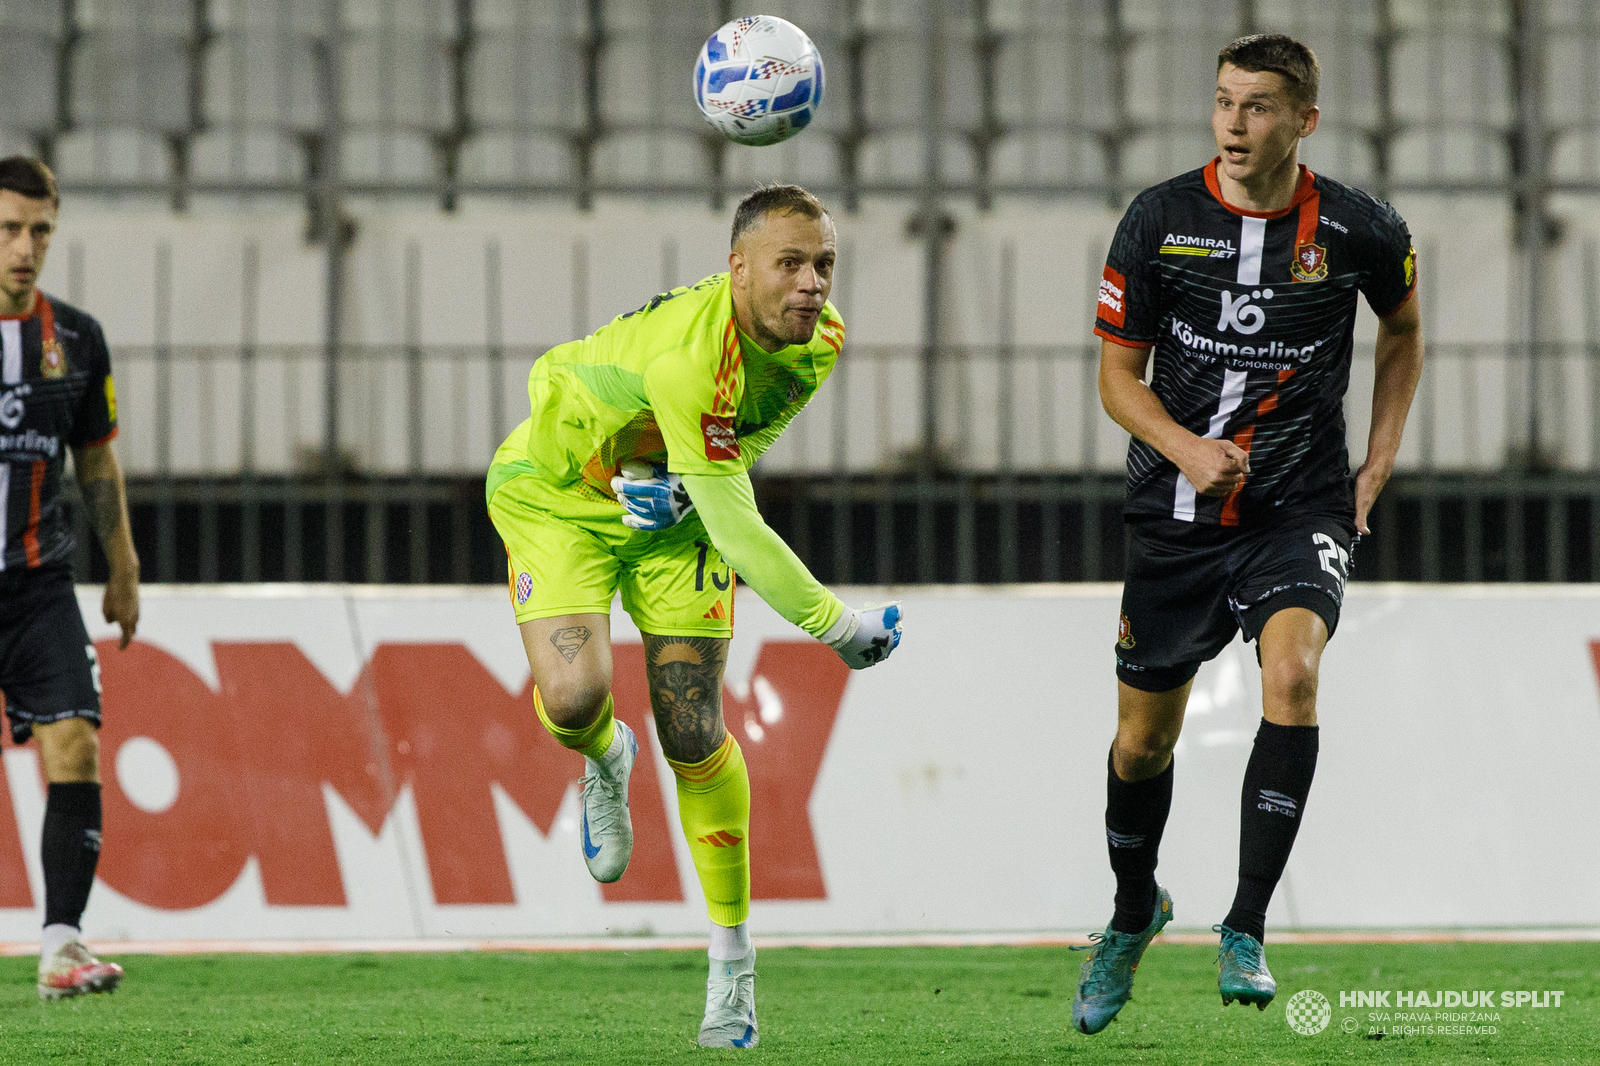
1403 245 1417 287
515 571 533 605
1117 613 1136 649
1291 241 1328 282
41 337 66 378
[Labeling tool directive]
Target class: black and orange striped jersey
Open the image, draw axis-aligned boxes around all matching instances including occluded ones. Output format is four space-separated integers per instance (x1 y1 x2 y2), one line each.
0 293 117 573
1095 159 1416 527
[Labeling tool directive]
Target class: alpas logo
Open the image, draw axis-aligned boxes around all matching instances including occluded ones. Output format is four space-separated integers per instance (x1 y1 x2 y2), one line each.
1218 288 1273 334
0 383 31 430
1257 789 1298 817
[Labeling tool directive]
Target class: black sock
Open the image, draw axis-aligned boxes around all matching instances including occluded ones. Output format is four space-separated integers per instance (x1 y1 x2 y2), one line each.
42 783 102 930
1106 749 1173 934
1222 720 1318 943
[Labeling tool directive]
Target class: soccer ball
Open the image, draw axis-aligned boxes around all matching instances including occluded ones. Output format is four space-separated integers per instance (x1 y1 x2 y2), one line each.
694 16 824 147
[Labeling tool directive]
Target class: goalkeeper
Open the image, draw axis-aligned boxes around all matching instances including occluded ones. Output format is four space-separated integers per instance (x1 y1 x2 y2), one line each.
486 183 901 1050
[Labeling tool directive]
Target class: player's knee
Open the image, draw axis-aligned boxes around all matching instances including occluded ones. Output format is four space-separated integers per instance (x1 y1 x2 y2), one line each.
1261 654 1319 715
38 719 100 782
538 676 611 729
1113 730 1178 779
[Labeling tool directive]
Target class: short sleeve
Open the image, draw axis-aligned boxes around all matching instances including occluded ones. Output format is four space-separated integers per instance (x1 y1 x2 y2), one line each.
1359 202 1418 318
68 316 117 447
1094 192 1162 346
646 344 747 478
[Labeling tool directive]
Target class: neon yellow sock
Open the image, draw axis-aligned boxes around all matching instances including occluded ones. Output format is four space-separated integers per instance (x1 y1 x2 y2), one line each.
668 733 751 928
533 688 616 760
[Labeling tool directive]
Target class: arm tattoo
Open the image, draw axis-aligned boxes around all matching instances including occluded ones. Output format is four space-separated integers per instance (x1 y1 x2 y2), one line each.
80 477 127 554
548 626 592 664
643 634 728 763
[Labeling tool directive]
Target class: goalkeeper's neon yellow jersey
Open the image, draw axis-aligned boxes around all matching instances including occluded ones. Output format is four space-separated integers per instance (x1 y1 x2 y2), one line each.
513 271 843 497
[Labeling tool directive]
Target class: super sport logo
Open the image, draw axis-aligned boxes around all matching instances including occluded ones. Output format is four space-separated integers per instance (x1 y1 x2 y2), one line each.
702 413 740 461
1097 266 1127 328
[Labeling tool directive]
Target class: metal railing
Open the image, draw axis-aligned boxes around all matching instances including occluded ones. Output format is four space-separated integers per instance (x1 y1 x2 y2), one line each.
104 341 1600 480
72 470 1600 587
67 340 1600 585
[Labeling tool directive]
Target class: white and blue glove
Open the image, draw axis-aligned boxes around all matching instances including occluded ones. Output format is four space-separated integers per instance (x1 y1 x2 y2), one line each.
611 461 695 532
820 602 903 669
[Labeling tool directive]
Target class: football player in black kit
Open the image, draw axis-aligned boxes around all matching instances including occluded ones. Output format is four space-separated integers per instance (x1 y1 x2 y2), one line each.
0 157 138 999
1072 35 1424 1034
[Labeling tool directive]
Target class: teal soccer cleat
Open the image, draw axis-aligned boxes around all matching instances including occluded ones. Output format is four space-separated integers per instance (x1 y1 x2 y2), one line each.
1216 924 1277 1008
1071 885 1174 1034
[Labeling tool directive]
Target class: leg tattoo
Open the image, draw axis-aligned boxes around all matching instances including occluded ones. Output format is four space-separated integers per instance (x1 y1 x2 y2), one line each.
643 635 727 763
548 626 592 664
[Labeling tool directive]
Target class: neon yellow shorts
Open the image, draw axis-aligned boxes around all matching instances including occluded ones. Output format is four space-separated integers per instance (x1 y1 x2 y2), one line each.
486 462 735 637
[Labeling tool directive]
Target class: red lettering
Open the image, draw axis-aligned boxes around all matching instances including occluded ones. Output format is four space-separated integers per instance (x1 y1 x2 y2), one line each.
212 643 394 906
97 641 248 910
724 644 850 900
27 635 847 914
0 719 33 906
365 643 675 905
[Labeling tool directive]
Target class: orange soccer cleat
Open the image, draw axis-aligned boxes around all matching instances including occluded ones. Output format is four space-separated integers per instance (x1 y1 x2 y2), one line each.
38 939 124 1001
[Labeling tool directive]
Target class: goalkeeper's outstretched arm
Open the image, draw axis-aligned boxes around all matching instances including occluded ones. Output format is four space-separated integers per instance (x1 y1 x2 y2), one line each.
682 471 902 669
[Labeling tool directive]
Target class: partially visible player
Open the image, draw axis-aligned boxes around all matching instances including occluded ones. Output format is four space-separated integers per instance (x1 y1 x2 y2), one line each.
487 183 901 1049
1074 35 1424 1033
0 157 139 999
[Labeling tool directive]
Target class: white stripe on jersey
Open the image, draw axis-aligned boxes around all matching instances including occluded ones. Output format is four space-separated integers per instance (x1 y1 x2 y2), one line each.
0 463 8 571
0 320 20 385
1236 217 1267 286
1173 368 1249 522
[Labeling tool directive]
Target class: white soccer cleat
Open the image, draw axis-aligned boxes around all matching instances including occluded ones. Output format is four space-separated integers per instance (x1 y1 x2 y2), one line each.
580 720 636 883
38 939 123 1001
698 948 759 1049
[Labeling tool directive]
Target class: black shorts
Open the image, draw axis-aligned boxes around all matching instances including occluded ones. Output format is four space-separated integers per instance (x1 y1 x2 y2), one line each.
0 564 102 745
1115 513 1358 693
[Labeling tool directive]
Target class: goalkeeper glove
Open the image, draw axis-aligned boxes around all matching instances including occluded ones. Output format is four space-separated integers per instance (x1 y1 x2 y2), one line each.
820 602 903 670
611 461 695 531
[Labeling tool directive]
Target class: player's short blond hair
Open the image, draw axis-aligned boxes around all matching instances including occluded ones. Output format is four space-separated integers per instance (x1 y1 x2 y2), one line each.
731 183 830 248
1218 33 1320 109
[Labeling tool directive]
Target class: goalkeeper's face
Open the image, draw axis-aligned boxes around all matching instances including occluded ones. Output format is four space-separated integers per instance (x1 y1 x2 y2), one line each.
730 209 836 351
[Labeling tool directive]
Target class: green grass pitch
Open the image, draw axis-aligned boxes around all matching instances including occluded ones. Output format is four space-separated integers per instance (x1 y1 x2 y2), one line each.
1 941 1595 1064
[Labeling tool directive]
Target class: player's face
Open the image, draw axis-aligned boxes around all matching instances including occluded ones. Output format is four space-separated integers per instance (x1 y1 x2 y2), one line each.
1212 64 1318 187
0 191 55 308
729 210 836 351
